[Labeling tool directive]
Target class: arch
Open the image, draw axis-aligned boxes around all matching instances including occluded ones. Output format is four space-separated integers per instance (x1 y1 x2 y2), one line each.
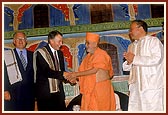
99 43 119 76
33 4 49 28
90 4 113 24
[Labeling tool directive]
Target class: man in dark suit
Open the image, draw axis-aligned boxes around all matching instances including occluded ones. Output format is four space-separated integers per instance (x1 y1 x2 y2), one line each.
4 31 35 111
4 61 13 111
34 30 68 111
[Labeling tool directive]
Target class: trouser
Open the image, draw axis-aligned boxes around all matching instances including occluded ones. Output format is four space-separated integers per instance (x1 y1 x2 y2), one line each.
37 92 66 111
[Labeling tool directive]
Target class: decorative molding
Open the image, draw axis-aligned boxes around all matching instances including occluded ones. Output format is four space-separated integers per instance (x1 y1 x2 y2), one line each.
4 18 163 40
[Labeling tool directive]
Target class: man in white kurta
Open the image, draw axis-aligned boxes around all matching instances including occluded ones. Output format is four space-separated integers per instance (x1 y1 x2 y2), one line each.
123 20 164 111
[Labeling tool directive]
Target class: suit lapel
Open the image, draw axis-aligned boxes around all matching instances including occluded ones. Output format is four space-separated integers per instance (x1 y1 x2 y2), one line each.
45 44 65 71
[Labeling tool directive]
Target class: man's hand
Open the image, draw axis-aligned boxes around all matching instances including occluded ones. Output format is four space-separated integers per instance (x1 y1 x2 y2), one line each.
64 72 77 84
123 52 135 64
4 91 11 101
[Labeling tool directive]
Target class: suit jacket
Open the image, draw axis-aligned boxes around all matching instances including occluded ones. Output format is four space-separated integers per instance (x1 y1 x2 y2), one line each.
35 44 66 100
4 48 35 111
4 61 13 111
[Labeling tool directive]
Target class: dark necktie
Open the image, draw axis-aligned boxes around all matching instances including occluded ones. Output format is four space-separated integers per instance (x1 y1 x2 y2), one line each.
20 51 27 70
54 51 59 71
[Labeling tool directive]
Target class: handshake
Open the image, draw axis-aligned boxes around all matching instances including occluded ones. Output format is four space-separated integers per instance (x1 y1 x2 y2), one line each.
63 72 79 85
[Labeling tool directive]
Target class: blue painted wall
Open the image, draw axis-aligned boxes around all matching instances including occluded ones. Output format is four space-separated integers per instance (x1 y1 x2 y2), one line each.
4 4 152 32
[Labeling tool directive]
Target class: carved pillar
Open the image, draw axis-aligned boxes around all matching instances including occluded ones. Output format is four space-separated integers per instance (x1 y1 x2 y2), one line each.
70 48 80 96
71 48 79 72
13 11 19 31
67 4 76 26
128 4 136 21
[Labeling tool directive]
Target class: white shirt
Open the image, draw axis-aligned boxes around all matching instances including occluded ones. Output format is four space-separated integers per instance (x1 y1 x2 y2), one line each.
49 44 60 71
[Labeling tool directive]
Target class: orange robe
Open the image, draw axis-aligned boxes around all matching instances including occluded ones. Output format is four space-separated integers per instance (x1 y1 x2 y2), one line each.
78 47 116 111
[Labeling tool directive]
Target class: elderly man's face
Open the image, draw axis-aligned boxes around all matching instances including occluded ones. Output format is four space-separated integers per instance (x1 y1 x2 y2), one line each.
85 40 97 54
13 32 27 50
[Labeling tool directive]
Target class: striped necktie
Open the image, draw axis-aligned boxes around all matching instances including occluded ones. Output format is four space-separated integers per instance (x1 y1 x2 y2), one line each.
20 51 27 70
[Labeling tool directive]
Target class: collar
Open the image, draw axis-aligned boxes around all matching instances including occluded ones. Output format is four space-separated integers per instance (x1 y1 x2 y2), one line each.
137 35 148 42
16 48 27 55
133 35 148 45
49 44 57 54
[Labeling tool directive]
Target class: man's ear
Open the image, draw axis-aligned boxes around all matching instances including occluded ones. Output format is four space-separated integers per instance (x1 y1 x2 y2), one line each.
94 42 98 47
49 39 53 44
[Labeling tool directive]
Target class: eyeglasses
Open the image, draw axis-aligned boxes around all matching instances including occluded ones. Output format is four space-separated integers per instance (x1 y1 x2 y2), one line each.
15 38 26 41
